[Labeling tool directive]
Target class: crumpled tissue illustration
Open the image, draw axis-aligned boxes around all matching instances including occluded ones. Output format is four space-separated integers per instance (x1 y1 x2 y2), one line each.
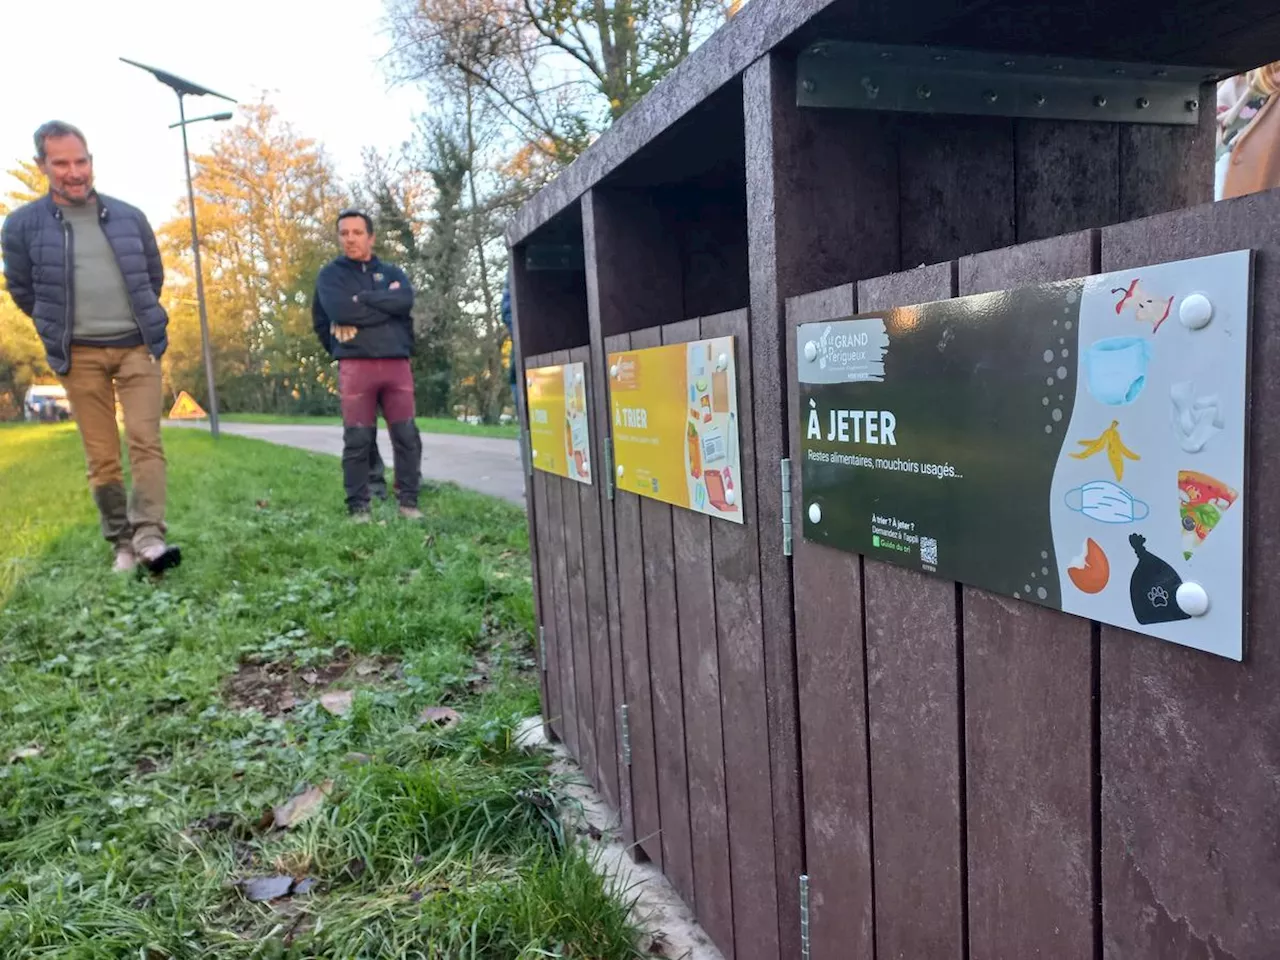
1170 381 1223 454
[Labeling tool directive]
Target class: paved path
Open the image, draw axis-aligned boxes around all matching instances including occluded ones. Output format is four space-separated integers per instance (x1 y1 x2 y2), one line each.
167 421 526 506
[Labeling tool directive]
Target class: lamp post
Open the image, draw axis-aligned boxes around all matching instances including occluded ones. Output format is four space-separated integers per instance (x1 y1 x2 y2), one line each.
121 58 235 438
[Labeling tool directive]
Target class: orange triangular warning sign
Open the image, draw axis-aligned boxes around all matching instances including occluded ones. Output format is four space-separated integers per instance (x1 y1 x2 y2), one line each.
168 391 207 420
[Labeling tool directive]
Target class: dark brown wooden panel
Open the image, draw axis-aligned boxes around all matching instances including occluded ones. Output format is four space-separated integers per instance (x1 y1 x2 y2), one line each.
526 354 564 741
605 330 662 865
571 342 620 810
663 315 734 956
705 307 778 960
959 231 1098 960
509 294 548 734
857 263 966 960
632 323 695 903
898 116 1015 268
582 191 635 849
745 52 902 956
559 350 599 794
512 249 589 357
545 350 580 760
1016 121 1120 244
586 187 685 338
1100 191 1280 960
785 282 874 960
1119 86 1215 223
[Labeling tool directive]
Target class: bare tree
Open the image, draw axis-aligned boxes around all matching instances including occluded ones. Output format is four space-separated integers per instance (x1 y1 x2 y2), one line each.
384 0 738 169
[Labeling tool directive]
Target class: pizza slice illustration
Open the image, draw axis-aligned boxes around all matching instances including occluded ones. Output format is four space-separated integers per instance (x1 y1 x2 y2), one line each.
1178 470 1239 560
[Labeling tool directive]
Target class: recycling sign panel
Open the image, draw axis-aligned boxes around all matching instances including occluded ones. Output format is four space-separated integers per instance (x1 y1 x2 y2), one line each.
797 251 1250 661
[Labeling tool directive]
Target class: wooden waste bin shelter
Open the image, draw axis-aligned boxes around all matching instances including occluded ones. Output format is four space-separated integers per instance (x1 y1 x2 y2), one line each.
507 1 1280 958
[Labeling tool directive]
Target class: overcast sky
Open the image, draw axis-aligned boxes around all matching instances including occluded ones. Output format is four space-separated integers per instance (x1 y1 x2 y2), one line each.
0 0 422 226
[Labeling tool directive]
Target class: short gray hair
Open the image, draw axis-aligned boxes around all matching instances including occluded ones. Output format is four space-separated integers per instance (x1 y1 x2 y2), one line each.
34 121 88 161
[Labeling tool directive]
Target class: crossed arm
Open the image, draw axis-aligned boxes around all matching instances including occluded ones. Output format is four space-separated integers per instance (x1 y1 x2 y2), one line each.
315 265 415 329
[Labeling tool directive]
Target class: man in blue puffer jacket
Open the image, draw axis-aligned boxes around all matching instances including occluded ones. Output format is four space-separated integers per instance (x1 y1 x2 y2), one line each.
1 121 181 574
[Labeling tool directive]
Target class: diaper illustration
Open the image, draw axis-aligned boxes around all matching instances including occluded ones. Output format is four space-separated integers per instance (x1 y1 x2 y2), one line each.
1065 480 1150 524
1085 337 1151 406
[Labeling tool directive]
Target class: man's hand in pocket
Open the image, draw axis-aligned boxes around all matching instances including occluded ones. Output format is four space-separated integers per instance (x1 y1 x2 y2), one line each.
332 324 358 343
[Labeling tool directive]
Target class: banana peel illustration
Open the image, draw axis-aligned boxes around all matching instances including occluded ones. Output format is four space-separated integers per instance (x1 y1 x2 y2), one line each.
1071 420 1141 481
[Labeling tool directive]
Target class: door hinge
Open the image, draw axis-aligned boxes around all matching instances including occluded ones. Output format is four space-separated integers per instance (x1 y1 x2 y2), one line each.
780 458 793 557
539 626 547 671
619 703 632 766
604 437 615 501
799 874 811 960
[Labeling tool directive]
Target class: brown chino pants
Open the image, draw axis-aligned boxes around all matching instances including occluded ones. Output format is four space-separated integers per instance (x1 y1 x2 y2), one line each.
58 344 167 553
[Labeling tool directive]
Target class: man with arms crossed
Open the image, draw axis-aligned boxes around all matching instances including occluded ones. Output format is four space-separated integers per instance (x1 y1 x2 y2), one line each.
313 209 422 521
2 121 180 573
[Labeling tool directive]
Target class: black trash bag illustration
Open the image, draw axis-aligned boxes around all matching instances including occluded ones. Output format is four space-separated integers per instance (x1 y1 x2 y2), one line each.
1129 533 1191 625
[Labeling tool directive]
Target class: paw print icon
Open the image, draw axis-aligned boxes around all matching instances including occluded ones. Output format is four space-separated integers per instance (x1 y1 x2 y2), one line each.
1147 585 1170 608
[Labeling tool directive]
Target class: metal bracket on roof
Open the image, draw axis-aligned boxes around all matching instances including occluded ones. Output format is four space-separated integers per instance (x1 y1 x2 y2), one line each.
797 42 1220 126
525 243 585 271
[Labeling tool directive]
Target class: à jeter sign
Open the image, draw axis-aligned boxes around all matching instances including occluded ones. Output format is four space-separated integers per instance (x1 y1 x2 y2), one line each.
796 251 1251 661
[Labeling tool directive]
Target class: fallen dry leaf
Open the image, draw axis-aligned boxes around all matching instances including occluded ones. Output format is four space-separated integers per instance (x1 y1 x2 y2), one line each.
419 706 461 730
319 690 354 716
354 660 379 677
241 875 294 902
647 932 672 957
255 499 269 509
343 752 372 765
7 745 42 764
301 671 320 686
292 877 318 896
272 780 334 829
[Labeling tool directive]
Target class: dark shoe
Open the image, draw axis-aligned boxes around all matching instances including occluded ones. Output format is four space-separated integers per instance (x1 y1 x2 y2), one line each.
398 506 423 520
139 544 182 575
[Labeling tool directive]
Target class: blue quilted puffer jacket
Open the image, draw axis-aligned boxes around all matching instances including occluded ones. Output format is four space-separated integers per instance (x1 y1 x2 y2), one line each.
1 193 169 375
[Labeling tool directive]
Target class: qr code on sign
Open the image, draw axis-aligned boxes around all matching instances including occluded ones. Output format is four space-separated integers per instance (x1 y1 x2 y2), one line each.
920 537 938 565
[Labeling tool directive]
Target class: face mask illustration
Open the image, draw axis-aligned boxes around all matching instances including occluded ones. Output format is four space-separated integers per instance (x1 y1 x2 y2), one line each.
1065 480 1150 524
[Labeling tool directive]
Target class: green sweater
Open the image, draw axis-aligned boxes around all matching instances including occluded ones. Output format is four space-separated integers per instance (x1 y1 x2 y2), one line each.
62 202 139 344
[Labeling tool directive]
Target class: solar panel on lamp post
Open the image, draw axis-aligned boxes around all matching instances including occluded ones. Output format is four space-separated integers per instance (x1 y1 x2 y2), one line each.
121 58 236 438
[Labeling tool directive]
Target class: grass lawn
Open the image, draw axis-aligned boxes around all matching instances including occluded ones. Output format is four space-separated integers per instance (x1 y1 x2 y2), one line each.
221 414 520 441
0 425 638 958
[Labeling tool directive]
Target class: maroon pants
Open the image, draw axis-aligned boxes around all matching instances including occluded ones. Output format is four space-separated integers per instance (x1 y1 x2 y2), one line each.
338 359 421 509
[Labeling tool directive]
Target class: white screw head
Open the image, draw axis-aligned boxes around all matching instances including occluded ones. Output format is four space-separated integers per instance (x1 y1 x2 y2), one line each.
531 449 537 459
1176 581 1210 617
804 340 818 362
725 488 736 506
1180 293 1214 330
616 464 624 478
610 364 619 378
575 371 584 384
716 353 728 371
808 503 822 524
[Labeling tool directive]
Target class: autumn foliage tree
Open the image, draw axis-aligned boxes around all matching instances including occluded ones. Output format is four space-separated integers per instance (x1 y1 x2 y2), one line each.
159 102 344 414
0 162 52 418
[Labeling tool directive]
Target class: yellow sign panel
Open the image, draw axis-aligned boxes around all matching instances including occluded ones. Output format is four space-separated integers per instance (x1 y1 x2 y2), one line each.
526 362 593 484
168 390 207 420
608 336 743 523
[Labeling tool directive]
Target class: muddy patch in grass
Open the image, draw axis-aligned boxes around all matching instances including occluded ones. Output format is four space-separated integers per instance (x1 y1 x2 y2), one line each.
222 652 400 717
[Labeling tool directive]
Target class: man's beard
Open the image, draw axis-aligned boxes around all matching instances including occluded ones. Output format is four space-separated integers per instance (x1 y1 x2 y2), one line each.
56 180 94 205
